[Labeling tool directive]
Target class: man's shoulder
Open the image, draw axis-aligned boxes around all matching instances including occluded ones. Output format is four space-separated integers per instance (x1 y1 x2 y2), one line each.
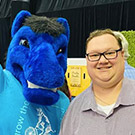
69 87 91 110
124 77 135 83
123 78 135 91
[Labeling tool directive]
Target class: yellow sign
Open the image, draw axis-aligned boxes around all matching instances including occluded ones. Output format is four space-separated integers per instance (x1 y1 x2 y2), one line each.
66 65 91 97
70 67 81 87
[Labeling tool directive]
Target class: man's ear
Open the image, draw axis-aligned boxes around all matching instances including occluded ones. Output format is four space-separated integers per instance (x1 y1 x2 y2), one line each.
57 18 70 41
11 10 31 38
121 49 125 57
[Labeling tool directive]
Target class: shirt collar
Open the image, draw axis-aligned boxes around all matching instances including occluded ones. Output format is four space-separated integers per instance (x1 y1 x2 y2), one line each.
116 78 135 106
81 84 97 112
82 78 135 112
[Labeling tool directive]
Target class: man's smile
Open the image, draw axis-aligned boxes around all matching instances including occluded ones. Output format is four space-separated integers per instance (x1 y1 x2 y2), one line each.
97 66 112 70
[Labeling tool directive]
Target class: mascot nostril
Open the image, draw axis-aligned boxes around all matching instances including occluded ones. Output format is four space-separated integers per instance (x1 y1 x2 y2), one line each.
28 65 31 68
13 63 23 72
0 10 70 134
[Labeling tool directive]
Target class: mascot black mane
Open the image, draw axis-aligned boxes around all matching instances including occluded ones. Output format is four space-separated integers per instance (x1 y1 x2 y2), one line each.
0 10 70 134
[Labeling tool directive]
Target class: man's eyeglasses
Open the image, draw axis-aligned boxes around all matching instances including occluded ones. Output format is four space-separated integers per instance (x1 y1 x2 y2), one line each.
85 48 122 62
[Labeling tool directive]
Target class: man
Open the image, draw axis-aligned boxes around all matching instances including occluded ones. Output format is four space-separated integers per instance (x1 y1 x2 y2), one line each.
59 29 135 135
113 31 135 79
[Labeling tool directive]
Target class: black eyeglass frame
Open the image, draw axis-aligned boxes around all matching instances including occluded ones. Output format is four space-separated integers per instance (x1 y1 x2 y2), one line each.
85 48 122 62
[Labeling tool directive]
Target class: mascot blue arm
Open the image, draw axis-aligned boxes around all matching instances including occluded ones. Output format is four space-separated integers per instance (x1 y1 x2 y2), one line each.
0 10 70 135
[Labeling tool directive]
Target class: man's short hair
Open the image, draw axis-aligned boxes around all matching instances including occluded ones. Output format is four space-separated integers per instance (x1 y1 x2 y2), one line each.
86 29 122 51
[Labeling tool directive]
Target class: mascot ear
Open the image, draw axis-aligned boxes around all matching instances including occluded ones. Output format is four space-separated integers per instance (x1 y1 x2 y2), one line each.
11 10 31 38
57 18 70 41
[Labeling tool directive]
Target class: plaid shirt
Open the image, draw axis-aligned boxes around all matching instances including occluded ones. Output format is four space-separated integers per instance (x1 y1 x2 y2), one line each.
124 61 135 79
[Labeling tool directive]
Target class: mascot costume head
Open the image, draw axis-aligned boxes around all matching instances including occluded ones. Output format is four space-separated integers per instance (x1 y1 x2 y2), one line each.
0 10 70 134
6 10 70 105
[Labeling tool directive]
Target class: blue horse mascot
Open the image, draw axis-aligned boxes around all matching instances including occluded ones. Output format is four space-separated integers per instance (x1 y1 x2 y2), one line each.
0 10 70 134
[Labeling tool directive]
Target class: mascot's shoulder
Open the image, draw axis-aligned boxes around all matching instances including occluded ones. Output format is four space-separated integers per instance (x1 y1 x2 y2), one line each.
0 65 22 92
54 90 70 110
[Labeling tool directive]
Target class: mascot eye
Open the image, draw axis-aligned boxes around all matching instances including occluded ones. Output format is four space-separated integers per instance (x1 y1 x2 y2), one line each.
57 48 63 54
19 39 29 48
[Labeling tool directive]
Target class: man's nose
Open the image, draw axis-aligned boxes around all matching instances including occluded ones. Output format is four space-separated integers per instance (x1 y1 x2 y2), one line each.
99 54 108 63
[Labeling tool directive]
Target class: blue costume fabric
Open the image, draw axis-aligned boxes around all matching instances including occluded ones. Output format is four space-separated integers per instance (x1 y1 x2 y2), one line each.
124 61 135 79
0 65 69 134
0 10 70 135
